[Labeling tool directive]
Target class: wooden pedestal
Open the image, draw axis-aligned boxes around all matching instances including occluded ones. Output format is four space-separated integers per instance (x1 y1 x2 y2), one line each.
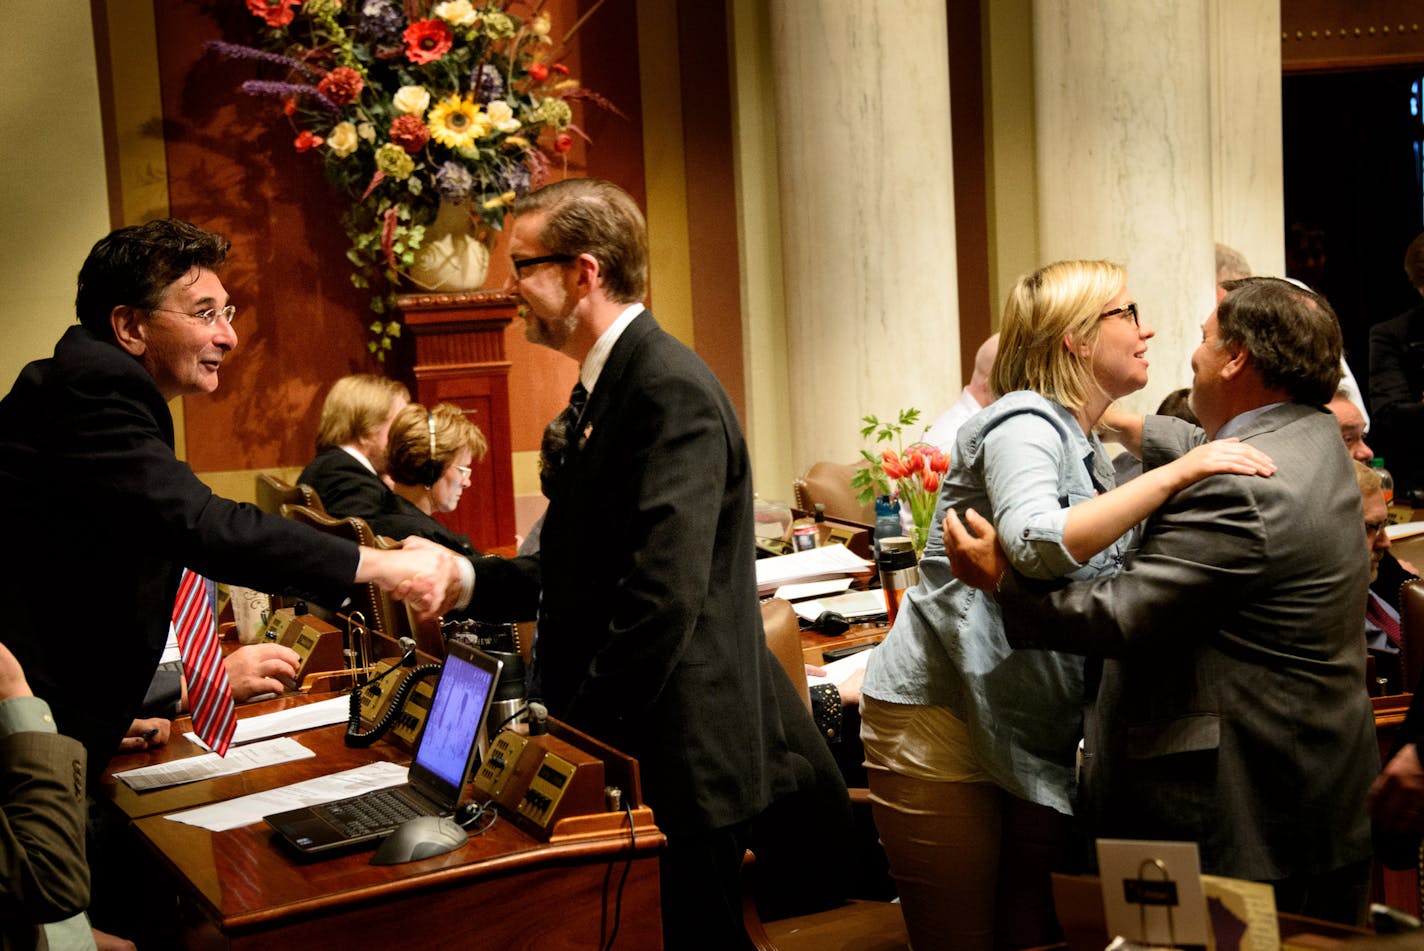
397 290 518 550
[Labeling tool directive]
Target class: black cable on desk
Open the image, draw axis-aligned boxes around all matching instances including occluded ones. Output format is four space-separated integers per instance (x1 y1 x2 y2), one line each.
600 796 636 951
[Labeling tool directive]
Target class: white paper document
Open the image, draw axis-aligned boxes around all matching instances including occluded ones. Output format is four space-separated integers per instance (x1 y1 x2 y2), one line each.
183 694 351 751
114 737 314 792
806 647 874 687
165 760 410 832
160 626 181 665
791 588 887 622
755 544 874 594
773 578 854 602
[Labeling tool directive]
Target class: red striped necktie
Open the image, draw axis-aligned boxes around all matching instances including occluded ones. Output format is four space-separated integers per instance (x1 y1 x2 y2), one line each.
172 569 237 756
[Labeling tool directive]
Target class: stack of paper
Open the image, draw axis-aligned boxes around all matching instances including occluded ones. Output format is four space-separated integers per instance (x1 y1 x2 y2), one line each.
755 544 874 595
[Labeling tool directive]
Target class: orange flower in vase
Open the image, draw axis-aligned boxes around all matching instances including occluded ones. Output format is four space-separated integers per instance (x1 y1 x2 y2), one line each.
852 408 949 554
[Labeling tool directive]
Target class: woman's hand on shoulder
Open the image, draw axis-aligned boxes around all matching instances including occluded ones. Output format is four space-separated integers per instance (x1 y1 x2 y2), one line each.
1163 438 1276 493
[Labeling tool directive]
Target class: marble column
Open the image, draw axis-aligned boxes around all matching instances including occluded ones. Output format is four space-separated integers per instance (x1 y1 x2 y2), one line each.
1033 0 1217 413
766 0 961 472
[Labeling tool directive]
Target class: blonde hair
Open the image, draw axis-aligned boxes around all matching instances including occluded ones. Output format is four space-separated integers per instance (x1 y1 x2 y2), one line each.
991 260 1125 412
314 375 410 452
387 402 488 487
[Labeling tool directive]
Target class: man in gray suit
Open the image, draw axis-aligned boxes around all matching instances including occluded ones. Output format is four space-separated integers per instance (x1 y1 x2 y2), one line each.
944 277 1378 925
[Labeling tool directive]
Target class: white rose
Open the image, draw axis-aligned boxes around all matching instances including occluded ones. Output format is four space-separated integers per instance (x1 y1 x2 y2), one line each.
485 100 522 134
392 85 431 116
434 0 477 27
530 12 551 37
327 121 359 158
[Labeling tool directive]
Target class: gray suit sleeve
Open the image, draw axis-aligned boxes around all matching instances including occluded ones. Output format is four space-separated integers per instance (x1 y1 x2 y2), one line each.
1000 472 1265 658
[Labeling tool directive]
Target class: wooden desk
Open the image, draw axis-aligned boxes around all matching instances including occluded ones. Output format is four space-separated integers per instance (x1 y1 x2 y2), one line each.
103 693 406 821
106 696 666 949
800 620 887 666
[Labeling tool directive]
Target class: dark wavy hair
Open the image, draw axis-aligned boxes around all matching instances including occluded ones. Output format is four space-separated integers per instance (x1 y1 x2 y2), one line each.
75 219 229 339
1216 277 1342 405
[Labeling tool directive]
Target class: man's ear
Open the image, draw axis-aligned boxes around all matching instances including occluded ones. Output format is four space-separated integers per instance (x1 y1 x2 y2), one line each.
573 252 600 296
110 305 147 357
1220 341 1249 381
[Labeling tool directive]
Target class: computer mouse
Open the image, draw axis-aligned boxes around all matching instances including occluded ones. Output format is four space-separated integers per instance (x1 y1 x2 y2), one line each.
369 815 469 866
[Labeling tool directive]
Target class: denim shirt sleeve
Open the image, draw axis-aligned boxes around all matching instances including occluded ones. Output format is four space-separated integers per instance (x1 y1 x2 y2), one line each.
980 411 1089 579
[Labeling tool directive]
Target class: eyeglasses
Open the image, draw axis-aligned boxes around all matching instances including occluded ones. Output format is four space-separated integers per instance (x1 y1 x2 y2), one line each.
452 464 472 479
1093 303 1139 328
511 254 575 275
146 305 237 327
1099 302 1139 328
1365 519 1390 539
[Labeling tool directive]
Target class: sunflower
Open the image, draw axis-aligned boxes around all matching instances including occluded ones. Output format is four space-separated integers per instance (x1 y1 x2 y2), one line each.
427 95 485 149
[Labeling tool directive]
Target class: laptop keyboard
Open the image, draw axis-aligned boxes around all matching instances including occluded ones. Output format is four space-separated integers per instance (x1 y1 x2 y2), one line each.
315 788 427 838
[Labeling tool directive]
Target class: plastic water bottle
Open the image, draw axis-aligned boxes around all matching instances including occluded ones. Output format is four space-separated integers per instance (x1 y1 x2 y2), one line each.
873 495 902 557
1372 457 1395 505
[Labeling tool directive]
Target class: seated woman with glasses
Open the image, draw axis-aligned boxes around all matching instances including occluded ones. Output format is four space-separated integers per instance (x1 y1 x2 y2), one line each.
370 402 539 621
858 260 1278 951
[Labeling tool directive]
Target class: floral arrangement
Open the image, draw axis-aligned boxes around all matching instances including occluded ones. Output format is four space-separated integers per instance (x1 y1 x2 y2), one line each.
851 408 950 552
211 0 612 358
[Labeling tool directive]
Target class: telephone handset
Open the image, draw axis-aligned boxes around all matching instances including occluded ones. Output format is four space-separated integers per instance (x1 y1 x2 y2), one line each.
344 638 440 748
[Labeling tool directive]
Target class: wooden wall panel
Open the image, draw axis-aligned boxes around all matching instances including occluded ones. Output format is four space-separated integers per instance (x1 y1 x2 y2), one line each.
1282 0 1424 72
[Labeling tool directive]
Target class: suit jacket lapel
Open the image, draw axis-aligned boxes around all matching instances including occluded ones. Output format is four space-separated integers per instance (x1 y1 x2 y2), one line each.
571 310 658 461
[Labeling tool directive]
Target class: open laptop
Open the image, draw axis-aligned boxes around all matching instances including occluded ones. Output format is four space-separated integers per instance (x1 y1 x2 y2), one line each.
264 640 502 855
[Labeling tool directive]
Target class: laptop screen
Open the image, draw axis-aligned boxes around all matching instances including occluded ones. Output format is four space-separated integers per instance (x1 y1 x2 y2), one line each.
409 642 500 796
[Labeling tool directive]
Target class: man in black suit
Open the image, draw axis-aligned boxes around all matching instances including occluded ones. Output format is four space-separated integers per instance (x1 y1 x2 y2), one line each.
1368 230 1424 502
505 180 801 948
298 373 410 514
0 219 461 783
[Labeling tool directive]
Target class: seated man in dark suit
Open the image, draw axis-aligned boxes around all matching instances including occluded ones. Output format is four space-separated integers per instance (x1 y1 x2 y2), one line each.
371 402 539 622
297 374 410 514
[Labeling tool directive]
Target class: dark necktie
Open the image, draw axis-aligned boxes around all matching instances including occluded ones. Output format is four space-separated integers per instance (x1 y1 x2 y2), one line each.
172 569 237 755
539 381 588 499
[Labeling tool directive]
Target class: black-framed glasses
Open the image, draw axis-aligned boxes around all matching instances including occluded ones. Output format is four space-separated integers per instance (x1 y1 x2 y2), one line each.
146 305 237 327
1099 302 1139 328
511 253 575 275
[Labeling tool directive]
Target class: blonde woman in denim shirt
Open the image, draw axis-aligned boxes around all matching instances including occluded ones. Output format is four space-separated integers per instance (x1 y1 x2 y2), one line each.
859 260 1276 950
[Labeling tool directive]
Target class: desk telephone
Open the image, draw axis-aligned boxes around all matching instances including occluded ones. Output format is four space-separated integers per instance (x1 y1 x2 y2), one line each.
350 656 439 750
259 607 344 687
472 729 606 841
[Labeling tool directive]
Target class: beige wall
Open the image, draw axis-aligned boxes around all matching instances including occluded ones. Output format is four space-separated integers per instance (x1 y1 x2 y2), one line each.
0 4 112 390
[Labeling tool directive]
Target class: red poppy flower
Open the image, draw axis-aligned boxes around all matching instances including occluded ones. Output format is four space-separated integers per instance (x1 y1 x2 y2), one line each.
246 0 301 28
554 133 574 153
294 130 324 153
528 63 549 81
551 64 570 76
389 114 431 154
317 66 364 107
403 19 453 65
282 97 297 117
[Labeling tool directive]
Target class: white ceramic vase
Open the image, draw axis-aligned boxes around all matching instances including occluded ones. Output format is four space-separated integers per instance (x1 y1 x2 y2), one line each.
406 200 491 292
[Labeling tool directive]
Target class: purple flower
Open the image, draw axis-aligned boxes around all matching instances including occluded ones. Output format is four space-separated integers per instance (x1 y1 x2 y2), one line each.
205 40 320 81
496 162 531 195
434 161 474 202
472 64 504 104
356 0 405 44
240 79 342 114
